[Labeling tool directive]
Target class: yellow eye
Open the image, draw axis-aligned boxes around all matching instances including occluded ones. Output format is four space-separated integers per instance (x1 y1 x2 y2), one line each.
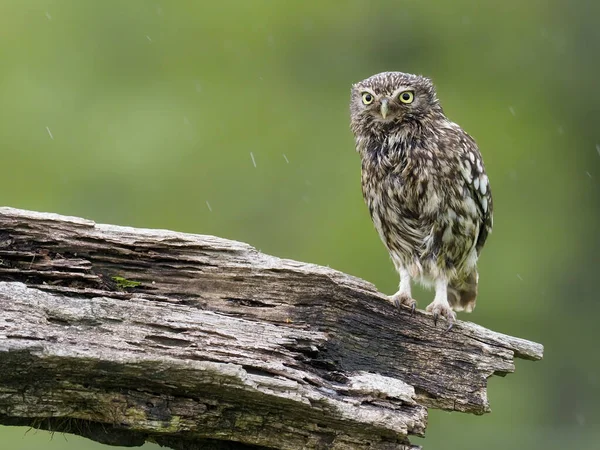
399 91 414 104
361 92 374 105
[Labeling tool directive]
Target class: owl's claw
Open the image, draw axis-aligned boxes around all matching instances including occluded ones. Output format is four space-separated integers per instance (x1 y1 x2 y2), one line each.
390 292 417 316
426 301 456 329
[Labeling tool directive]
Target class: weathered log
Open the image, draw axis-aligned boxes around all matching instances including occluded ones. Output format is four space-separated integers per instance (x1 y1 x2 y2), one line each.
0 207 543 449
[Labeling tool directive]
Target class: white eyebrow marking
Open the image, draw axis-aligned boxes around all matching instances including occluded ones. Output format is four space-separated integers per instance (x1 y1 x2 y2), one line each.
391 86 414 97
357 87 377 96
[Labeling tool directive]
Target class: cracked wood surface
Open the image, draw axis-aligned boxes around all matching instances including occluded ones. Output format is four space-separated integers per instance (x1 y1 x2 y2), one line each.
0 207 543 449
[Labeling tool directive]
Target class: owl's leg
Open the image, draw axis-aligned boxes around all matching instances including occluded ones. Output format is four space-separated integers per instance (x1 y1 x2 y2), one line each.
426 278 457 330
390 268 417 315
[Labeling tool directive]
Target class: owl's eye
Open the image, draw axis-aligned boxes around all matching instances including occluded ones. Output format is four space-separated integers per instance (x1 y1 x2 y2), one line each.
361 92 374 105
399 91 414 104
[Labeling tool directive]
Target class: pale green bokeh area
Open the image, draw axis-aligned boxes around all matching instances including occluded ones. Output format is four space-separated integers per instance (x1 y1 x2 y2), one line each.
1 0 599 449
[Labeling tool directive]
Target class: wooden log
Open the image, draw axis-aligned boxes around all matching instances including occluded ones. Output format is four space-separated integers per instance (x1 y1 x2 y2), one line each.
0 207 543 449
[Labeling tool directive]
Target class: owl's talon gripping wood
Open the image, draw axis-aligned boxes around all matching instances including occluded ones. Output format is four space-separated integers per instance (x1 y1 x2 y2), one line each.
427 299 457 327
391 292 417 314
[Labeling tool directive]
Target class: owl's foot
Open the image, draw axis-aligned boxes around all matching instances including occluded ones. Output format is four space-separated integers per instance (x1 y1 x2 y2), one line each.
391 292 417 316
426 301 456 331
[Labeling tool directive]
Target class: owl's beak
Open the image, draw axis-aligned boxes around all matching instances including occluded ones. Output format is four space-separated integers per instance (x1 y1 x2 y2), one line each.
380 99 389 119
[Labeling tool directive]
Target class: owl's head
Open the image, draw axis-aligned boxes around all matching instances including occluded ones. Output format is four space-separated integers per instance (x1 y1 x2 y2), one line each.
350 72 442 131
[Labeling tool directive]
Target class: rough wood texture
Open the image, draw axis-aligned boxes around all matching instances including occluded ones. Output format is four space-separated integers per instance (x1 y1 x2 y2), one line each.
0 207 543 449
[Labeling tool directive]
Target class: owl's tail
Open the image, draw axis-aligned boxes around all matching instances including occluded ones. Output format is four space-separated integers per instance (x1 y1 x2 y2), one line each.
448 270 478 313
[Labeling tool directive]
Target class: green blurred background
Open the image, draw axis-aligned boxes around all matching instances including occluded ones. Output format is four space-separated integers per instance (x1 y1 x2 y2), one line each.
1 0 598 449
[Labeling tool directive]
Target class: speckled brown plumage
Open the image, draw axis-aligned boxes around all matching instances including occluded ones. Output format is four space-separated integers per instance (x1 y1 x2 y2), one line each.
349 72 493 327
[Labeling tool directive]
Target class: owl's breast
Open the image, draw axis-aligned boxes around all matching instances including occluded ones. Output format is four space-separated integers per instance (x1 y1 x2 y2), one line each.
361 161 426 259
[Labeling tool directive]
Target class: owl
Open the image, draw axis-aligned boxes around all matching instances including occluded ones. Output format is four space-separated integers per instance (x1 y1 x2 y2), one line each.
349 72 493 329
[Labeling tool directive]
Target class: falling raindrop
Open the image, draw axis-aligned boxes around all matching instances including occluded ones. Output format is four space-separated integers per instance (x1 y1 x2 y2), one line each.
585 171 592 178
250 152 257 168
282 154 289 163
596 144 600 157
46 126 54 140
508 106 516 116
206 201 212 212
516 274 523 281
146 35 152 42
45 12 52 20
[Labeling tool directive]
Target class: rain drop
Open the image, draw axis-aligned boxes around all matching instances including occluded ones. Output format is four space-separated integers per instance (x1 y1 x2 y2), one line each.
508 106 516 116
206 201 212 212
250 152 257 168
46 126 54 140
282 154 289 163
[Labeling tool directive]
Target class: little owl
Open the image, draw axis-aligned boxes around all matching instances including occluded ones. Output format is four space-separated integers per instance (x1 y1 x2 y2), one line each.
349 72 493 328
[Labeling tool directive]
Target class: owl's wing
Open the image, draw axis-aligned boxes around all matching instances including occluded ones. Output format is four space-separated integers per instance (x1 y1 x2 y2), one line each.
456 131 493 255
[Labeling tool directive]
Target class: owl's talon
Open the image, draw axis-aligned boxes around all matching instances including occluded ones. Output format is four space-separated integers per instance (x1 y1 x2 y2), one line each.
390 292 417 315
426 301 456 329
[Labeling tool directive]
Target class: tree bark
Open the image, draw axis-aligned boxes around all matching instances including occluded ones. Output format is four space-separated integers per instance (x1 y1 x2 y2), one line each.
0 207 543 449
